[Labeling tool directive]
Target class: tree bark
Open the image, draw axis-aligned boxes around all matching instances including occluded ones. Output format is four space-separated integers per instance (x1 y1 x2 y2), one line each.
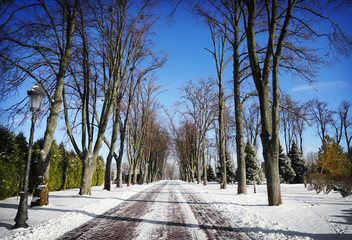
234 49 247 195
202 137 208 185
31 0 78 207
79 155 96 195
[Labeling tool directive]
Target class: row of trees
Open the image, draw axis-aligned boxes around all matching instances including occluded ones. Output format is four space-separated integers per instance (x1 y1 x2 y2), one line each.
0 127 104 200
1 0 169 206
171 0 351 205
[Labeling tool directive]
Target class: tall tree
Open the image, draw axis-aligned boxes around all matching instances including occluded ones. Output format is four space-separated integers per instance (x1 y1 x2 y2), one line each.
0 0 79 206
333 101 352 157
63 0 163 195
242 0 351 205
203 17 231 188
280 94 307 154
197 0 249 192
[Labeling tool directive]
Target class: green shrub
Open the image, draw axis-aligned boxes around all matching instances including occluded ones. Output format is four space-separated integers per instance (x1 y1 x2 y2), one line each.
0 128 106 198
92 156 105 186
48 141 65 191
305 173 352 197
63 151 82 189
0 127 27 200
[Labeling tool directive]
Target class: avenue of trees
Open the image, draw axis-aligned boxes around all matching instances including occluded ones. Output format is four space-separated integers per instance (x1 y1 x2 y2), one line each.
1 0 352 207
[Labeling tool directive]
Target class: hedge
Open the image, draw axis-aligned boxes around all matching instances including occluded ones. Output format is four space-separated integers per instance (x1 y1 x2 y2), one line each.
0 127 105 199
305 173 352 197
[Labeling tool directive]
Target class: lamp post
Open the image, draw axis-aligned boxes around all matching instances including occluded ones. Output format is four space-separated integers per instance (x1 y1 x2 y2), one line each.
13 84 45 229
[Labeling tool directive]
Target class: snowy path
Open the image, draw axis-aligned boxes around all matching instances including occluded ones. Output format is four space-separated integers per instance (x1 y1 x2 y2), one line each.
2 181 351 239
57 181 249 240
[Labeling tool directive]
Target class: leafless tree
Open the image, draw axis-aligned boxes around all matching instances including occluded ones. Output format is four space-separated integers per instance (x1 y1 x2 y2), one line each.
242 0 351 206
243 101 261 150
0 0 79 206
307 98 333 144
280 94 307 154
179 78 217 185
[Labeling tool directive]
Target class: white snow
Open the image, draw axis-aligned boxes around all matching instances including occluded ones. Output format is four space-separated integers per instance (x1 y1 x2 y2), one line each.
0 181 351 240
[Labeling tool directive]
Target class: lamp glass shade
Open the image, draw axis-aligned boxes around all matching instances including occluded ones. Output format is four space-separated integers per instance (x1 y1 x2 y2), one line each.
28 84 45 111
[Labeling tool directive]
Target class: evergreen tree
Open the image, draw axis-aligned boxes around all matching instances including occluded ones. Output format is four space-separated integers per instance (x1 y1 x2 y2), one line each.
0 127 25 199
245 142 264 185
225 150 236 183
207 165 216 182
279 145 296 183
216 149 236 183
288 141 308 183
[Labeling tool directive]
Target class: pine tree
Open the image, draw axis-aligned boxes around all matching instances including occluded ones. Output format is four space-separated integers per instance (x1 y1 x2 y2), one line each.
216 149 236 184
207 165 216 182
289 141 308 183
245 142 264 190
279 145 296 183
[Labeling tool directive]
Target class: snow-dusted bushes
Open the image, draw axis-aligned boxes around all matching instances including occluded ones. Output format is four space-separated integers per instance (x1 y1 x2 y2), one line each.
305 173 352 197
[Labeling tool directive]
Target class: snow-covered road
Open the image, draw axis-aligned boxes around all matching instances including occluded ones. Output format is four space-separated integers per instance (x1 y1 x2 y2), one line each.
58 180 248 239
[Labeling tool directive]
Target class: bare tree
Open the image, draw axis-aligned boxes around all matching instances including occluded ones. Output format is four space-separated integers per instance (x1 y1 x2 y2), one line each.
0 0 79 206
203 15 232 189
280 94 307 154
179 78 217 185
243 102 261 150
243 0 351 205
307 98 333 144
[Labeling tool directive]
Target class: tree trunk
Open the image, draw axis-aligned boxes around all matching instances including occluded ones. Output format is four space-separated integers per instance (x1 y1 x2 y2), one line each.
253 179 257 194
104 112 119 190
127 166 133 187
143 162 148 184
133 162 139 185
104 154 113 191
79 156 96 195
31 1 78 207
202 137 207 185
234 57 247 195
196 150 201 184
219 81 227 190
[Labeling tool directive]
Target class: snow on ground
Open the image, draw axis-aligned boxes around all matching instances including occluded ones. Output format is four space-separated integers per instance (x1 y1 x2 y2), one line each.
0 180 351 240
0 183 156 240
183 182 352 240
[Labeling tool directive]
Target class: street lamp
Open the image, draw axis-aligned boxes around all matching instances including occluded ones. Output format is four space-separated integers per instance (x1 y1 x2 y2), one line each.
13 84 45 229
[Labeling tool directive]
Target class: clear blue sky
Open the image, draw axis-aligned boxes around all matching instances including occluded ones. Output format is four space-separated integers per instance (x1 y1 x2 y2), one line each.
3 2 352 162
